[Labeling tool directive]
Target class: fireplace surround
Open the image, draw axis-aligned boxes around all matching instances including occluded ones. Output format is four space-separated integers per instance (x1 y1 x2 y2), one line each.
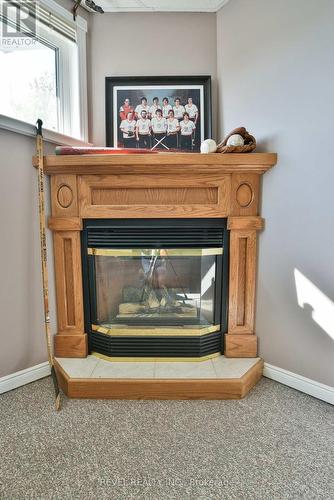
34 152 277 365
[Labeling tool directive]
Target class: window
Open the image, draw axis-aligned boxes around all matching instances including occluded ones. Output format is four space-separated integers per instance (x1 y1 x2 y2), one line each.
0 0 88 142
0 37 58 130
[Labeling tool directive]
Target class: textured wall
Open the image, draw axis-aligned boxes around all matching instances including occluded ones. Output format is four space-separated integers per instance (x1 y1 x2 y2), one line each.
217 0 334 386
89 12 217 145
0 131 57 377
0 0 87 377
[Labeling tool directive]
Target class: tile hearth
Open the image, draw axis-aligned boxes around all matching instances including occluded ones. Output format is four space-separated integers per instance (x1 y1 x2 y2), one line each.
56 355 260 380
55 355 263 399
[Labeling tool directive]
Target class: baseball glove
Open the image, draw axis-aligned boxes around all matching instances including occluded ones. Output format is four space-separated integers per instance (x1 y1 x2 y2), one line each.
216 127 256 153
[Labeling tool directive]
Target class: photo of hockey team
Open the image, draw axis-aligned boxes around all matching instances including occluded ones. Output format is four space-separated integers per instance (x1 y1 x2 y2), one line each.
114 86 204 152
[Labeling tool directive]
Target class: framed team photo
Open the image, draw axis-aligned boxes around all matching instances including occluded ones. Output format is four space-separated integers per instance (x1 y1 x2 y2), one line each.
105 76 212 152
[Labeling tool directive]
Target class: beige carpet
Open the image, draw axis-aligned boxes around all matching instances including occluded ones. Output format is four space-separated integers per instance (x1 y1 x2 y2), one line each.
0 377 333 499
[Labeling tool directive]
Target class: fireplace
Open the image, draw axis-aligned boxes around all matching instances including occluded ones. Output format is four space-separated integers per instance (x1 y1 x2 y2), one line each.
35 152 277 398
37 151 277 365
82 219 228 359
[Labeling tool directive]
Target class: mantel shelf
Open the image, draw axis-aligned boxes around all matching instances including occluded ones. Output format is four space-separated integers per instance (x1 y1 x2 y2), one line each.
32 152 277 175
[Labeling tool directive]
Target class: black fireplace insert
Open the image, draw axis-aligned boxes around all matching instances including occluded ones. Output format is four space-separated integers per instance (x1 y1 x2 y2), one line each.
81 219 228 359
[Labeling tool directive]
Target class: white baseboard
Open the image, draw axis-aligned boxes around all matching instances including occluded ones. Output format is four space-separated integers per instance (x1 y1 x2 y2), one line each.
264 363 334 405
0 362 51 395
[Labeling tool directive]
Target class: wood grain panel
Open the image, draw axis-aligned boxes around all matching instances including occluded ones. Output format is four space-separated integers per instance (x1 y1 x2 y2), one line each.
51 174 78 217
91 187 218 205
53 231 84 335
240 358 263 397
63 239 75 326
68 378 243 399
227 216 264 231
224 334 258 358
228 229 257 334
48 217 82 231
236 237 247 326
54 334 87 358
78 174 231 219
231 173 260 216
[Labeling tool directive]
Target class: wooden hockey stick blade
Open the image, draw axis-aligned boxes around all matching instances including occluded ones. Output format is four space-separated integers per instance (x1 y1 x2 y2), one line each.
51 365 61 411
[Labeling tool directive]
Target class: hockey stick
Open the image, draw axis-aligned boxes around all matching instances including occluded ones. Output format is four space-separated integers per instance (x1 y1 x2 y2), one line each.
36 119 61 411
151 134 169 151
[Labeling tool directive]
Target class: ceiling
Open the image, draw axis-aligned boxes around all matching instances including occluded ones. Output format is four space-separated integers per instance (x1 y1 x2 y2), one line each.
94 0 230 13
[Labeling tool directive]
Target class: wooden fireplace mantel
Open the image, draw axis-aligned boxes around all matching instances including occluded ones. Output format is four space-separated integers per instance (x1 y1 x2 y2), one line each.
33 152 276 173
34 152 277 359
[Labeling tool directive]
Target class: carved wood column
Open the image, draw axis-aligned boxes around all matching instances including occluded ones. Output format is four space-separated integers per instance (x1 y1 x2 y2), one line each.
225 171 263 357
49 175 87 357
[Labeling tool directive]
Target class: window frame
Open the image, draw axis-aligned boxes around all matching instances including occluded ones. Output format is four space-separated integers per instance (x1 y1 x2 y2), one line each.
0 0 90 145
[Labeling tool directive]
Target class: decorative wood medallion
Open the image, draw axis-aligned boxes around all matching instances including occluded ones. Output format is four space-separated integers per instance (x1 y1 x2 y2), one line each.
231 173 259 216
236 182 253 208
57 184 73 208
51 174 78 217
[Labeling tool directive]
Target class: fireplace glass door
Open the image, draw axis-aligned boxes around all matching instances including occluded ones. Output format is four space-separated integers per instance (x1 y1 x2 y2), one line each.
82 219 227 356
88 247 222 333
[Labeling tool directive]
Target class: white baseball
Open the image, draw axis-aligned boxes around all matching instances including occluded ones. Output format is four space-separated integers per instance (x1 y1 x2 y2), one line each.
200 139 217 154
226 134 244 147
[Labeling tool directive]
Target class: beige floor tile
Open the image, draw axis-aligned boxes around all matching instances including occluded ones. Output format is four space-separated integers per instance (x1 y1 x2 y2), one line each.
56 355 99 378
155 360 216 379
212 356 260 378
55 355 261 380
90 359 155 378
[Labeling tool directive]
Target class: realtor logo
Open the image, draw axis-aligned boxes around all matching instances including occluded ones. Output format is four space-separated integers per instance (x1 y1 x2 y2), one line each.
1 0 37 45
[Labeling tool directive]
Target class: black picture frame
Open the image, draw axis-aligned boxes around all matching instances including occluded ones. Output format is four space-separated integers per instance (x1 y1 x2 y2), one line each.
105 75 212 152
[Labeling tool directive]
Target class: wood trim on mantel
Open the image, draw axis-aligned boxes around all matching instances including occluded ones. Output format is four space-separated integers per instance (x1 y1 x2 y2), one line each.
36 152 277 360
32 152 277 175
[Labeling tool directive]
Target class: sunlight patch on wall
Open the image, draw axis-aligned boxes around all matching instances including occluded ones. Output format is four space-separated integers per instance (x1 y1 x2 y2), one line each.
294 268 334 340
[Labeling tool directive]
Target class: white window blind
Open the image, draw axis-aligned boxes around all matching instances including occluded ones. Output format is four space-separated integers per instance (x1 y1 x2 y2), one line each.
0 1 76 42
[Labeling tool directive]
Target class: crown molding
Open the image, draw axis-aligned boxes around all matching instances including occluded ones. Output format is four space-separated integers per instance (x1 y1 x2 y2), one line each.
95 0 230 14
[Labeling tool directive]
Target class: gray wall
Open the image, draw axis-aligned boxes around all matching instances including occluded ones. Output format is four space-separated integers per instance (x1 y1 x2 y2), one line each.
0 0 87 378
89 12 217 145
0 131 57 377
217 0 334 386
